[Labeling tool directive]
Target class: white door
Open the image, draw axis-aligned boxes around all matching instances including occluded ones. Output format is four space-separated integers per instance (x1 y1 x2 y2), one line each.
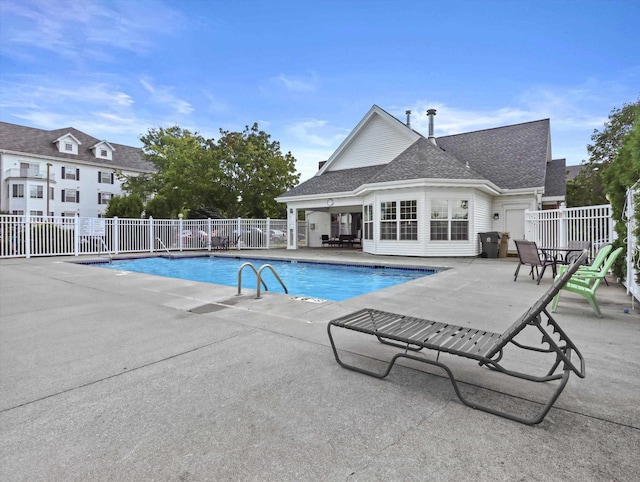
505 208 525 252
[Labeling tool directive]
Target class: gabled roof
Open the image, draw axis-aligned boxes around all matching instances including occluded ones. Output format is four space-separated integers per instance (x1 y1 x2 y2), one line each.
53 132 82 145
279 109 553 200
91 140 116 151
0 122 154 172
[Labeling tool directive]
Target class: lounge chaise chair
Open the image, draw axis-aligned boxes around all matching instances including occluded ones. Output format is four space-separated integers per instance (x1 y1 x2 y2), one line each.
327 250 589 425
513 239 556 284
551 246 623 317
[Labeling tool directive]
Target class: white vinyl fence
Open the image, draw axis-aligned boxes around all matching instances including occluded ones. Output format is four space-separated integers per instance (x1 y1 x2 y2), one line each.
0 215 303 258
625 185 640 302
525 204 614 259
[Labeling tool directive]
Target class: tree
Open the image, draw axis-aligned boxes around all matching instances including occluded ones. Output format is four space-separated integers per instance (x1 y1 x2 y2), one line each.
118 123 300 220
565 164 607 207
105 194 145 218
595 100 640 279
215 123 300 218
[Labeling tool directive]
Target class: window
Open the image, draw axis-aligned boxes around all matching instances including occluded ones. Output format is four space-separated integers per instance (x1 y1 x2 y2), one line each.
49 187 55 200
363 205 373 240
430 199 469 241
399 200 418 240
62 167 79 180
100 149 108 157
30 210 44 216
30 185 44 199
62 189 79 203
12 184 25 198
11 210 25 215
379 200 419 241
99 171 113 184
98 192 112 204
65 143 73 151
379 201 397 240
62 212 77 217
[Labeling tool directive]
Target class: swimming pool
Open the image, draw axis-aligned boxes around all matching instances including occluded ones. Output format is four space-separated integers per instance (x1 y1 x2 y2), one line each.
99 256 438 302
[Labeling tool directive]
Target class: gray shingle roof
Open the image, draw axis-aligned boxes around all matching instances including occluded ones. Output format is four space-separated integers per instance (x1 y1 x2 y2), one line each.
544 158 567 197
436 119 550 190
0 122 155 172
280 116 553 199
368 137 484 183
279 165 384 197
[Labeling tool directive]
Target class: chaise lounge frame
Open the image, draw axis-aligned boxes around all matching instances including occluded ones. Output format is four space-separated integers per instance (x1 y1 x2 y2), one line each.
327 250 588 425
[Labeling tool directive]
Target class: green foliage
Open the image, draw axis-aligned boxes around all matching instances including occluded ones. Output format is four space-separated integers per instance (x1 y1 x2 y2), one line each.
565 164 607 207
118 124 300 220
596 100 640 279
105 194 145 218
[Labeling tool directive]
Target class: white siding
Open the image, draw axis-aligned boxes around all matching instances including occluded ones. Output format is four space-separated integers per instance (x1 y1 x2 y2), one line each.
363 187 494 257
328 114 416 171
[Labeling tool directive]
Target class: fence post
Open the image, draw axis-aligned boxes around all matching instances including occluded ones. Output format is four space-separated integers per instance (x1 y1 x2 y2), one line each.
113 217 119 254
25 214 31 259
236 217 242 250
558 203 567 247
266 217 271 249
149 216 154 253
178 215 184 251
73 214 79 256
207 218 212 251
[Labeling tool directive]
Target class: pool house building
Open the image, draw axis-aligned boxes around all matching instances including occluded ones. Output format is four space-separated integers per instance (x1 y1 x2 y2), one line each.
277 105 566 257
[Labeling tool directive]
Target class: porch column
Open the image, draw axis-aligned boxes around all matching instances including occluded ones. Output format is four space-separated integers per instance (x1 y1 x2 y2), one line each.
287 206 298 250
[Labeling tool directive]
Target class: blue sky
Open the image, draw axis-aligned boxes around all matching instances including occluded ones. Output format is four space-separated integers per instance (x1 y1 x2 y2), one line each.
1 0 638 182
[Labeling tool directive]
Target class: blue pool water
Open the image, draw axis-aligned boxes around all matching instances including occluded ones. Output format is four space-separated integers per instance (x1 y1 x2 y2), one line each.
100 256 438 301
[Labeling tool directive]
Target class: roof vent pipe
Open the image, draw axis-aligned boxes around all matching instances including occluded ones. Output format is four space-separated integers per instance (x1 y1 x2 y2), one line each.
426 108 437 145
405 110 411 128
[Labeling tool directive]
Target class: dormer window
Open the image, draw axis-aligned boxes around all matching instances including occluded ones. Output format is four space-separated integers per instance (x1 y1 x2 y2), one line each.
91 140 115 161
53 133 81 155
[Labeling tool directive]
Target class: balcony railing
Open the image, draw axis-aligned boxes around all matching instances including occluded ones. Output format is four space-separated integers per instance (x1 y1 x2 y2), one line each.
5 168 56 182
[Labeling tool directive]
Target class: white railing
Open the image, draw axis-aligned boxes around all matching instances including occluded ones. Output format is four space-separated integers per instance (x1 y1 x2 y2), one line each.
0 215 293 258
525 203 614 259
625 185 640 303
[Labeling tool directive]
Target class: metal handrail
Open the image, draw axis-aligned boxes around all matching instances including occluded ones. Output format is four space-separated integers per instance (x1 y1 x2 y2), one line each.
256 264 288 299
237 262 268 295
98 238 113 262
155 237 171 254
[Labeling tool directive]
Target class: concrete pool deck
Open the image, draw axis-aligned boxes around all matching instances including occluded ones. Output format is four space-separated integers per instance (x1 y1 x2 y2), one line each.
1 250 639 480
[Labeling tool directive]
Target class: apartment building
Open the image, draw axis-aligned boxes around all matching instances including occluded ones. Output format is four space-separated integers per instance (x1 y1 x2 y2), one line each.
0 122 155 217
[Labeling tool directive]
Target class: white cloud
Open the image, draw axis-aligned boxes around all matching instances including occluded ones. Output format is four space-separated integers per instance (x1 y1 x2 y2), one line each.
286 118 349 147
273 74 318 93
0 0 183 61
139 78 194 116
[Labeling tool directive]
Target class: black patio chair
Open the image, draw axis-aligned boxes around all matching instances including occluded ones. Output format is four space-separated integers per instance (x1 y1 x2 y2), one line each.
514 239 556 284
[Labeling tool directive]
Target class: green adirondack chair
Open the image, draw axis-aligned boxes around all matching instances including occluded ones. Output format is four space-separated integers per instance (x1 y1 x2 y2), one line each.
551 246 624 317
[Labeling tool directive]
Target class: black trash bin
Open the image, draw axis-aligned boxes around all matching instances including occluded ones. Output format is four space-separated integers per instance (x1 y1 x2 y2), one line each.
478 232 501 258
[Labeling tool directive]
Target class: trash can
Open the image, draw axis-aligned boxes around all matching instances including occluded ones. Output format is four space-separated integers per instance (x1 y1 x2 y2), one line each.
499 232 510 258
478 232 501 258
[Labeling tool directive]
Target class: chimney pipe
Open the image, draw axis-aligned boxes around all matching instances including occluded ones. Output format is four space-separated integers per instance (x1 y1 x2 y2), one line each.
405 110 411 128
426 109 437 145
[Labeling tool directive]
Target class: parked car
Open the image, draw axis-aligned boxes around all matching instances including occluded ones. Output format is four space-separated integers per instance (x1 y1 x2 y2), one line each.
175 229 209 248
233 227 266 246
270 229 286 242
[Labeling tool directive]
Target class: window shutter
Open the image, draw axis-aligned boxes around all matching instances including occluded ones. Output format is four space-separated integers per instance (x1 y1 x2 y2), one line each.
98 193 102 204
61 189 65 202
61 166 65 178
76 191 80 203
76 169 80 181
110 173 114 184
98 172 101 182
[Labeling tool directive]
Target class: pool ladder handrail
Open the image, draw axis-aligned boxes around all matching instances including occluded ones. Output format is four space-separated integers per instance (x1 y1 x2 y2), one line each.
98 238 113 262
155 237 171 255
237 262 288 299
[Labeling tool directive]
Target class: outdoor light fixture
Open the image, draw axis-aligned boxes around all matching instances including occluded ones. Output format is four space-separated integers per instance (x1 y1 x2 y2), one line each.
493 213 499 220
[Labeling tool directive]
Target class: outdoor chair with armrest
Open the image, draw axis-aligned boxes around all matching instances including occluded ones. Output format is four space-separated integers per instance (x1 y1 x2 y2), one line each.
551 246 623 317
513 239 556 284
327 250 589 425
